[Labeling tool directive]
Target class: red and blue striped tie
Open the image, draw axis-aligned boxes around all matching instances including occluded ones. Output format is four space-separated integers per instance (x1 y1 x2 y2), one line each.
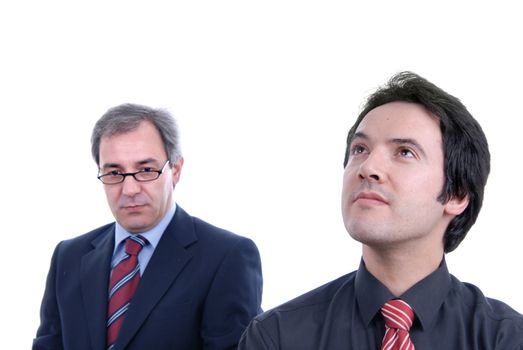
106 235 148 349
380 299 416 350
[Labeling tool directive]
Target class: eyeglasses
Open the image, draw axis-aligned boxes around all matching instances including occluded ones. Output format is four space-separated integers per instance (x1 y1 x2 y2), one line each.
97 160 170 185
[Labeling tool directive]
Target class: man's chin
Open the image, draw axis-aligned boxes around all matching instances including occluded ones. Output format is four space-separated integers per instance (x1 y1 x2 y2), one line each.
347 223 388 245
117 217 153 233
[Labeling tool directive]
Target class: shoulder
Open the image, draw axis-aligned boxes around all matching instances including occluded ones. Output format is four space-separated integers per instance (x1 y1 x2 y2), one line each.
454 277 523 321
54 223 114 252
42 223 114 272
451 276 523 344
255 272 356 324
241 273 357 348
192 215 246 241
177 206 257 249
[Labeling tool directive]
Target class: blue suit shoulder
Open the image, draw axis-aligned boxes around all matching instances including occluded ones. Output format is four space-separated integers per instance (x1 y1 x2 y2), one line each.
52 223 114 260
190 214 256 246
170 206 260 261
59 223 114 245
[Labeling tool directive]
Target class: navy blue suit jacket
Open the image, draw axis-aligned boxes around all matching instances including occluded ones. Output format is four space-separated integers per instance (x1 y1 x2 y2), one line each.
33 206 263 350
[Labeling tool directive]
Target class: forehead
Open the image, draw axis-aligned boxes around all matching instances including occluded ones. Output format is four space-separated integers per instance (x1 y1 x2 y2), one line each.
99 121 167 165
356 101 442 142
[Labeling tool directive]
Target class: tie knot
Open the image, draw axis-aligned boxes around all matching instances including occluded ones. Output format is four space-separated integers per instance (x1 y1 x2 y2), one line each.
381 299 415 331
124 235 148 255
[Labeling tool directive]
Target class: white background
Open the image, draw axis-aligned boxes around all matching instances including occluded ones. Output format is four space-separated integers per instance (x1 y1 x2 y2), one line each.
1 1 522 348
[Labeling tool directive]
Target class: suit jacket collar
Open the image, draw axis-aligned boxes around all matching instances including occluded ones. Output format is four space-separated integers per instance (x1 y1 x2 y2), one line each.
81 225 114 350
114 206 197 350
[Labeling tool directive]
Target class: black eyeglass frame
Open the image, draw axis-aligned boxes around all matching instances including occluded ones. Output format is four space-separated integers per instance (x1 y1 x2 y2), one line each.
97 160 170 185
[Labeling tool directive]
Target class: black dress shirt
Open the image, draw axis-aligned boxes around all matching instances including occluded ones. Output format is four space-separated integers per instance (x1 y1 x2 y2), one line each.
239 259 523 349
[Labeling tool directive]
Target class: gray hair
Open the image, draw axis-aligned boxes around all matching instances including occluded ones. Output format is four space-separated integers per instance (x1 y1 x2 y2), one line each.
91 103 182 166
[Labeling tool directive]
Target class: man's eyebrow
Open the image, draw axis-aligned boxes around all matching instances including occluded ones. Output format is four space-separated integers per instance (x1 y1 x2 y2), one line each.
352 131 368 141
136 158 158 166
100 162 120 169
352 132 427 157
390 138 427 157
100 158 158 170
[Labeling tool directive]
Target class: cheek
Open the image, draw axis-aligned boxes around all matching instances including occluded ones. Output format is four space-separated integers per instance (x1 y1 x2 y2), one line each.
421 174 445 199
161 178 173 196
401 177 443 210
104 187 119 204
103 188 121 215
341 169 358 212
150 179 173 203
342 167 358 193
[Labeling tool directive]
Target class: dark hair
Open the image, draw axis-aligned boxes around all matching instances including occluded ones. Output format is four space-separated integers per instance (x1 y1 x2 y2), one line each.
343 71 490 253
91 103 182 166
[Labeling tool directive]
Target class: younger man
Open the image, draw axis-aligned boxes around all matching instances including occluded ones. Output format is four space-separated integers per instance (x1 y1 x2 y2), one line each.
239 72 523 349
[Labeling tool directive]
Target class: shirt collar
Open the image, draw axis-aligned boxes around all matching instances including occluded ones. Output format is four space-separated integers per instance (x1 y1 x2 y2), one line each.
113 202 177 253
355 257 451 330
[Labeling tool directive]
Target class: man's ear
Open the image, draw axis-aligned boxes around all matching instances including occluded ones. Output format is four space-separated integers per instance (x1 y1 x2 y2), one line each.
444 194 469 216
171 157 184 186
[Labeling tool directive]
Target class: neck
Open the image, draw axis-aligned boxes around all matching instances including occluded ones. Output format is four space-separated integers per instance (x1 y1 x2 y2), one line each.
362 242 444 297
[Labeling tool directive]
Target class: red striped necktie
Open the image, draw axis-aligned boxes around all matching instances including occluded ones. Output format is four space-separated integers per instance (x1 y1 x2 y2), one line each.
106 235 148 349
380 299 416 350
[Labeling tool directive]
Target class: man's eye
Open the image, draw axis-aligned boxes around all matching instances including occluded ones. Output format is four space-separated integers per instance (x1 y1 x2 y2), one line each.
109 170 122 176
351 145 366 155
142 167 154 173
399 148 415 158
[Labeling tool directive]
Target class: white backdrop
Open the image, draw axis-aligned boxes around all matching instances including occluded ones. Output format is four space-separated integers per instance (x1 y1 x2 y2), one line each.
1 1 522 348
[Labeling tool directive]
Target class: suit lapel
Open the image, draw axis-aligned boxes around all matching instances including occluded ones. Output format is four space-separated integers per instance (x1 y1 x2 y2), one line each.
81 225 114 350
115 207 197 350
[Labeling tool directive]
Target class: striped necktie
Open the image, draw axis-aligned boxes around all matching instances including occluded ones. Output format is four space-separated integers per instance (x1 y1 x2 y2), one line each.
380 299 416 350
106 235 148 349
